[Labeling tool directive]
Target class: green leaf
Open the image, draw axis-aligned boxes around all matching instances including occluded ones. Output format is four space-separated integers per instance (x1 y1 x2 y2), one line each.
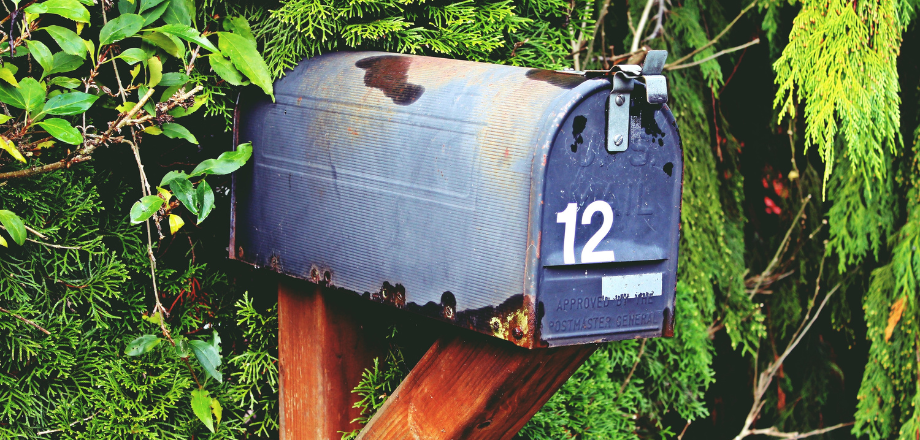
124 334 161 356
0 235 8 247
26 40 54 77
0 115 11 124
189 339 222 383
218 33 273 99
163 0 193 26
99 14 145 46
37 118 82 145
25 0 91 23
0 67 17 87
49 53 84 75
49 77 81 89
141 0 169 26
224 16 254 43
142 32 184 58
151 24 218 52
129 195 165 223
166 176 198 215
138 0 167 14
162 122 197 144
143 125 162 135
117 48 149 65
208 54 245 86
195 179 214 224
117 0 136 14
190 142 252 176
0 210 27 246
148 56 162 87
44 26 86 58
160 170 188 186
158 72 188 86
3 78 47 114
41 92 99 116
191 389 215 433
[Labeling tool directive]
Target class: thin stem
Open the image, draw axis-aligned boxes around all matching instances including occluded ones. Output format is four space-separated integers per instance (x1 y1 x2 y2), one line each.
616 339 646 400
747 421 855 439
749 194 811 299
36 410 100 435
664 1 757 68
0 305 50 335
665 38 760 71
583 0 612 69
630 0 656 52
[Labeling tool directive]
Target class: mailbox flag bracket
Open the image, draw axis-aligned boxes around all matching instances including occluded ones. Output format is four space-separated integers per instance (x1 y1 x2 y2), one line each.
605 50 669 153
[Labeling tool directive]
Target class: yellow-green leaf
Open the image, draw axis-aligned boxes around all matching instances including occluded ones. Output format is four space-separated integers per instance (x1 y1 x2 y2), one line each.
144 126 163 135
191 389 215 432
0 235 7 247
148 56 162 87
168 214 184 234
0 67 18 87
0 136 25 163
0 115 11 124
210 398 222 425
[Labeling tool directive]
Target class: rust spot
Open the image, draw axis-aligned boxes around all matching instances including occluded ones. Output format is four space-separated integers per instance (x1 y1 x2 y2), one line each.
512 327 523 340
372 281 407 308
441 291 457 320
269 254 281 271
662 307 674 337
297 96 302 105
355 56 425 105
347 127 359 136
237 246 244 259
525 69 585 89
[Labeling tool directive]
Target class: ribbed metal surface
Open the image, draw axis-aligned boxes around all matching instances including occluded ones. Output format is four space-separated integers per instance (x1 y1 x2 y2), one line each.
233 52 598 315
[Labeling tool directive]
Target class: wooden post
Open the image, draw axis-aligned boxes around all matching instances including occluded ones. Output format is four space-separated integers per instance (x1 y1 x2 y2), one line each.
278 279 391 440
356 331 597 440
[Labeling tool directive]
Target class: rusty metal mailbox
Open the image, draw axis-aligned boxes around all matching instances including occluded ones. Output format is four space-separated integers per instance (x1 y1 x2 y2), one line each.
230 51 683 348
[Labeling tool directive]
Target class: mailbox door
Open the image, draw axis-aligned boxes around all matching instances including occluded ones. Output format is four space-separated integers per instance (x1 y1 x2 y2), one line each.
537 85 683 347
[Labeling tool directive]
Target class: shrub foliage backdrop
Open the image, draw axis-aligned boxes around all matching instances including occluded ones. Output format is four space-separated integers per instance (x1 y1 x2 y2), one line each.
2 0 920 439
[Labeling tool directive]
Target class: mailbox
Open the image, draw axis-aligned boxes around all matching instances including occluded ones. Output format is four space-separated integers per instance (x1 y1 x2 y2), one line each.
230 51 683 348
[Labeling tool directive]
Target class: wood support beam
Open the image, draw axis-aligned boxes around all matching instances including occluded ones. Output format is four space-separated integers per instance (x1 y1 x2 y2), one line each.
357 331 597 440
278 279 391 440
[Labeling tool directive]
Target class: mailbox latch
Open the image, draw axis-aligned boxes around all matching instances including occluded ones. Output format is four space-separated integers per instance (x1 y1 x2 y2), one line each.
606 50 669 153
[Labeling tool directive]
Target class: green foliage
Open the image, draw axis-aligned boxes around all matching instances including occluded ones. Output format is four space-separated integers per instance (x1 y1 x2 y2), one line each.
773 0 907 192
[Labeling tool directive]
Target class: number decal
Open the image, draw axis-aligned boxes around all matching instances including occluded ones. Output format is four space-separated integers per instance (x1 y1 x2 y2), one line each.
581 201 615 263
555 201 615 264
556 203 578 264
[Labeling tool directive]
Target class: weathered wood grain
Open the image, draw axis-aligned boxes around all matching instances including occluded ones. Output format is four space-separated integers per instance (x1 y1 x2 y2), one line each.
278 279 391 440
356 331 597 440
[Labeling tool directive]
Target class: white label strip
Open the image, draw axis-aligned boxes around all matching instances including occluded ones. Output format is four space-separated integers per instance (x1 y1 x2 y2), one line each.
601 273 662 299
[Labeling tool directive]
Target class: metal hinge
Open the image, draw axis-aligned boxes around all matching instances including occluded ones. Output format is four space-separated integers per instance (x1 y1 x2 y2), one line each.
606 50 668 153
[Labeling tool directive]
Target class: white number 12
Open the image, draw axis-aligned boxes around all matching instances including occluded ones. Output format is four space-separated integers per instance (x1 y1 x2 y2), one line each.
555 201 615 265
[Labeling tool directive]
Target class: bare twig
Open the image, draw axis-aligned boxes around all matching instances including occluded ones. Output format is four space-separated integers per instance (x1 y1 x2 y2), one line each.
732 281 842 440
665 38 760 71
747 422 854 439
677 421 692 440
630 0 657 52
583 0 612 70
616 339 646 400
748 194 811 299
36 410 100 435
664 1 757 68
0 306 50 335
